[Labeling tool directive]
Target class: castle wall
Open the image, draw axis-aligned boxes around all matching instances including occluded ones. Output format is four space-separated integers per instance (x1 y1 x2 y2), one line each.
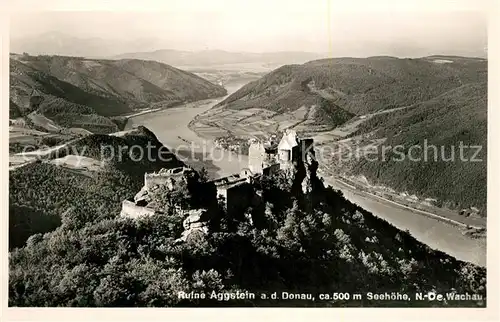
216 186 228 201
144 167 190 190
299 138 315 159
279 138 315 170
123 136 315 222
120 200 156 219
214 177 246 201
144 174 177 190
279 147 297 170
213 175 254 217
226 182 254 217
278 149 291 162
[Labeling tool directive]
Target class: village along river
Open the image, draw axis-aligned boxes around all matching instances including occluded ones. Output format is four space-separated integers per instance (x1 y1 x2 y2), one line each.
126 83 486 267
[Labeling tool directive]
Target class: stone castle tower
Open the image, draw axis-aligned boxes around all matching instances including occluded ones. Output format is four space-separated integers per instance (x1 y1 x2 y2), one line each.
248 130 315 176
277 129 298 170
248 140 266 174
248 138 280 175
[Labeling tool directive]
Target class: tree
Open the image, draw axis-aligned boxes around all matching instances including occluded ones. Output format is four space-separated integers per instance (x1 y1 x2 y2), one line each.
61 207 96 230
199 167 210 183
9 155 487 308
191 269 224 293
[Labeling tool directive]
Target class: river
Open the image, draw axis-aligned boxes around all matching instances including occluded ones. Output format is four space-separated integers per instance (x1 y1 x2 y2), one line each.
126 82 486 267
125 83 248 177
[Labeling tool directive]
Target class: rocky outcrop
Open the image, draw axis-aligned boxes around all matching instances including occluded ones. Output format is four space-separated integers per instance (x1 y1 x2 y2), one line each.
120 199 156 218
176 208 211 243
134 186 151 205
301 149 319 194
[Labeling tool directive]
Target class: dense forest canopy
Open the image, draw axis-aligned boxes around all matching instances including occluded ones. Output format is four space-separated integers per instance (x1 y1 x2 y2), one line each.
348 82 487 212
9 168 486 307
9 127 184 250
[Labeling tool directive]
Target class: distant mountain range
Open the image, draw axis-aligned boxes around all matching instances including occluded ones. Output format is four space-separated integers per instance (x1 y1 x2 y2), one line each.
11 31 487 68
112 50 326 68
10 32 167 58
9 53 226 133
10 32 325 67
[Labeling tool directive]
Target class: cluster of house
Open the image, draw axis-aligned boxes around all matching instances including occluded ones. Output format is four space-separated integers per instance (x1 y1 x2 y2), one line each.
213 136 250 154
120 129 315 242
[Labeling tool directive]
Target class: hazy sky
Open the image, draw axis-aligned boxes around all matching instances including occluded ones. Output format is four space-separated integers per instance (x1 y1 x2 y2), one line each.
9 0 488 55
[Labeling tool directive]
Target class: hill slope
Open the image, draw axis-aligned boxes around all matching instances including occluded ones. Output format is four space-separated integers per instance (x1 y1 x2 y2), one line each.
198 55 487 213
346 81 487 212
9 54 227 133
215 56 486 119
9 126 185 250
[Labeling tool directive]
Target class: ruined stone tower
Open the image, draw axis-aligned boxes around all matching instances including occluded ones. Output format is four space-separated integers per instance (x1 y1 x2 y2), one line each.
248 138 279 175
278 129 298 170
248 140 266 174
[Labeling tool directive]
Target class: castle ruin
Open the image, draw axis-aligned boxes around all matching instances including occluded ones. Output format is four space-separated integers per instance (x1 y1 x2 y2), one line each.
143 167 193 190
120 129 317 242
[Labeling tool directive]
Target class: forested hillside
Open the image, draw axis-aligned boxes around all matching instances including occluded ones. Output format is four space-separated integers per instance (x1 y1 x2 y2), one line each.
9 170 486 307
348 82 487 212
211 55 487 212
9 126 184 250
9 54 227 133
215 56 486 124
